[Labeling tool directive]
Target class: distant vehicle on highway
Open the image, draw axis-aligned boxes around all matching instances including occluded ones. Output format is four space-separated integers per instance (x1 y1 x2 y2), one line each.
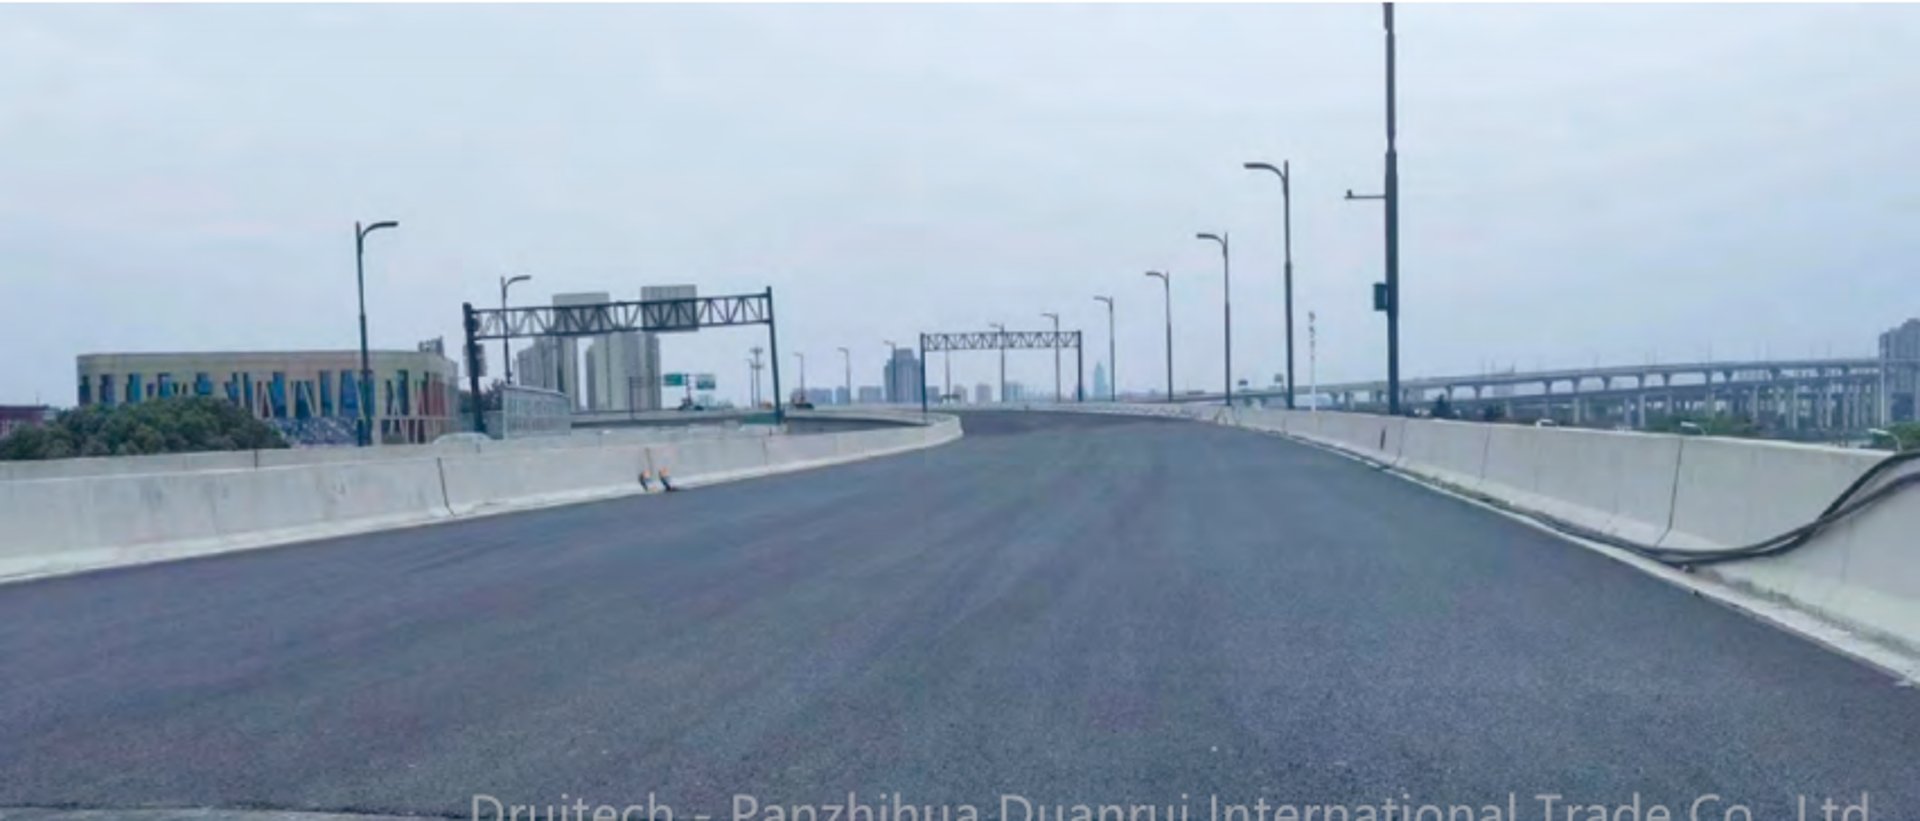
789 390 815 410
675 398 708 412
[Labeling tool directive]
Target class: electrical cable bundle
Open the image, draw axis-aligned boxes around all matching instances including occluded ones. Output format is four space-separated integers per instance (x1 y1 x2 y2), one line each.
1456 449 1920 569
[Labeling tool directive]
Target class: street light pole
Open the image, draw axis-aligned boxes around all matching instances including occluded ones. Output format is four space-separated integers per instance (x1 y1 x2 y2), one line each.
989 322 1007 403
499 274 532 386
1244 160 1295 409
1041 312 1061 403
1144 271 1172 402
1196 232 1232 407
354 219 399 447
837 346 851 406
1093 296 1115 401
794 351 806 398
1384 3 1401 417
1345 3 1403 415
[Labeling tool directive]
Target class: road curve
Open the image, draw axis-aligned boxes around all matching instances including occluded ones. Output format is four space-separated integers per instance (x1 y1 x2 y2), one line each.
1 412 1916 818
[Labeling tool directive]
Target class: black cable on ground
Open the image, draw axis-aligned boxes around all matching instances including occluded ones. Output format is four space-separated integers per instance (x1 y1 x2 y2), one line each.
1506 457 1920 569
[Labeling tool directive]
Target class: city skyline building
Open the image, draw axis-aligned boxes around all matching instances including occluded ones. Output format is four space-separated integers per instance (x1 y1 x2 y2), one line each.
74 349 459 445
883 348 923 404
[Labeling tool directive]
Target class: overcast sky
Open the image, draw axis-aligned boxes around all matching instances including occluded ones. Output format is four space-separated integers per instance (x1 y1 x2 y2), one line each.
3 3 1917 406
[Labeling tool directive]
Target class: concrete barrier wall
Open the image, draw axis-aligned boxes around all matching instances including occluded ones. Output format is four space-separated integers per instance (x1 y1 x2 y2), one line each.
0 450 260 482
0 424 773 482
1224 407 1295 435
1660 438 1875 551
1469 424 1684 544
0 414 960 584
1314 412 1403 460
762 432 846 468
646 437 773 486
439 445 651 515
1654 439 1920 650
1394 419 1491 492
0 458 452 582
1709 458 1920 655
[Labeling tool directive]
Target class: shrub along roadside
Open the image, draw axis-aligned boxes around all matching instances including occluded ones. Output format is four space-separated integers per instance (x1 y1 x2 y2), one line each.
0 397 287 460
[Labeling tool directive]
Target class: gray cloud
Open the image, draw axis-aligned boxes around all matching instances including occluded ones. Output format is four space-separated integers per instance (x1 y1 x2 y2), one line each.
2 4 1916 405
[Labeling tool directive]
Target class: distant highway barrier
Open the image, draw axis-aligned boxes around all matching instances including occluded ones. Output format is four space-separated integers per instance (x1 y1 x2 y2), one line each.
0 424 772 483
1031 402 1920 658
0 413 959 584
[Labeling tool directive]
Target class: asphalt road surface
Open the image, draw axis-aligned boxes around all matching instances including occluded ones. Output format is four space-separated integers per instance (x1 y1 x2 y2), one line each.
3 412 1917 819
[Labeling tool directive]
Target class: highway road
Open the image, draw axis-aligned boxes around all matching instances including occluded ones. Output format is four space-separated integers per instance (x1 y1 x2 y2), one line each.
2 412 1917 819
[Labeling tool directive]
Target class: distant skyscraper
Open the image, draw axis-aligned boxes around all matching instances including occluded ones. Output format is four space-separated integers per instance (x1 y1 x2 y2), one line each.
585 331 645 412
1004 381 1025 402
975 383 992 404
1882 318 1920 421
1092 363 1109 400
857 385 883 404
550 292 610 411
515 338 563 395
883 348 923 403
637 284 697 412
834 386 851 406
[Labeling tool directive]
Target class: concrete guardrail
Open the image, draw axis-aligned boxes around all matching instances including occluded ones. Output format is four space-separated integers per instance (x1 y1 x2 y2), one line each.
0 413 960 584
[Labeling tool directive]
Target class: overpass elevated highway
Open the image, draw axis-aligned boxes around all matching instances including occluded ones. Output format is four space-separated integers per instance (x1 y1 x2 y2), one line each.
1167 356 1920 435
1 411 1916 818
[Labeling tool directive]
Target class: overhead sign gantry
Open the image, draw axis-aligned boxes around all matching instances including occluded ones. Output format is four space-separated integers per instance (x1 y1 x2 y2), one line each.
919 330 1084 415
461 289 783 434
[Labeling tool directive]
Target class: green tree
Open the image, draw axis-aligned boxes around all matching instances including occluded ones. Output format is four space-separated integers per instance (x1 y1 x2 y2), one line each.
1878 422 1920 452
0 397 287 461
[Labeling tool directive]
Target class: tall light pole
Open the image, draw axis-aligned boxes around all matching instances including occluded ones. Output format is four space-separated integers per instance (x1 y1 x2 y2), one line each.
1345 2 1402 415
837 346 851 406
989 322 1007 403
499 274 532 385
354 219 399 447
1093 296 1115 401
794 351 806 400
1244 160 1295 409
1196 232 1232 407
1144 271 1172 401
1041 312 1061 402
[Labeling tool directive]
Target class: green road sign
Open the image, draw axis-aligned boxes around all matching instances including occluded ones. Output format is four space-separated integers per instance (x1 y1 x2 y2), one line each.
695 374 716 390
663 373 686 387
